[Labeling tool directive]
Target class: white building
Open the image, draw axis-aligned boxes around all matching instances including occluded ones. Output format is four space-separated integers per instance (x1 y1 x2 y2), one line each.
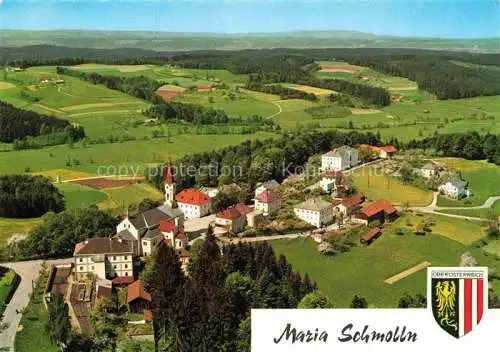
254 180 280 197
321 146 358 172
114 160 184 255
438 180 471 199
200 187 219 198
420 162 440 179
215 207 247 234
320 171 343 193
74 238 134 281
294 198 333 228
254 189 281 215
175 188 212 219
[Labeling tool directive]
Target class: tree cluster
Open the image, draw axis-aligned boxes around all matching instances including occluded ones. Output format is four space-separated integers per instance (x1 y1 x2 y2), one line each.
143 232 315 351
0 101 84 144
246 80 317 101
406 132 500 165
145 129 381 191
0 175 64 218
56 67 163 102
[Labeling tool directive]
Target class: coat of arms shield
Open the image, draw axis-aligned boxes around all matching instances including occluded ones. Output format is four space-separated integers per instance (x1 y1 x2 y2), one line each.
428 267 488 338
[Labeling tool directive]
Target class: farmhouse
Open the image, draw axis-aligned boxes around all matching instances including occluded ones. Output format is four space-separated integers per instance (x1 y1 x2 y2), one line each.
255 180 280 197
127 280 151 313
360 227 383 245
335 194 365 217
420 162 440 178
320 171 345 194
215 207 247 233
321 146 358 172
353 200 398 225
294 198 333 228
360 144 397 159
73 237 135 281
197 85 216 92
254 189 281 215
438 180 470 199
176 188 212 219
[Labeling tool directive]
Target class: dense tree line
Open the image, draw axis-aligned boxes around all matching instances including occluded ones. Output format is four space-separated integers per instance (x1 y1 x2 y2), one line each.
5 206 118 260
4 45 498 99
0 101 84 143
0 175 64 218
56 67 163 102
341 55 500 99
298 77 390 107
246 79 317 101
146 129 381 191
406 132 500 165
142 232 315 351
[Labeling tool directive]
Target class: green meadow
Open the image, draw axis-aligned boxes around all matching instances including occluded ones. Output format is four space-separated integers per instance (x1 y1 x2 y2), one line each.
271 215 497 307
434 158 500 207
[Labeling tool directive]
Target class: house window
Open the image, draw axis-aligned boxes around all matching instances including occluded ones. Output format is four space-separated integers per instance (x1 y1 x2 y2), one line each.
80 266 83 271
79 258 83 263
113 265 117 269
124 264 128 269
125 272 128 276
113 256 117 260
91 266 94 271
124 256 127 260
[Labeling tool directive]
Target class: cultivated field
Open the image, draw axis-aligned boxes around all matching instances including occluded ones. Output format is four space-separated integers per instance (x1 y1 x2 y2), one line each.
282 83 337 96
351 167 433 206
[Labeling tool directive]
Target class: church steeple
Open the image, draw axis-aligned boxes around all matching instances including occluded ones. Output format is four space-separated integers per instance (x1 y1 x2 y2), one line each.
164 158 175 207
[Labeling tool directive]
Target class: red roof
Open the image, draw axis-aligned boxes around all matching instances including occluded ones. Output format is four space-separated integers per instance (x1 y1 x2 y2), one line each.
175 232 187 241
112 276 134 286
74 242 85 255
164 159 173 185
359 200 397 218
361 228 383 242
255 189 277 203
341 194 365 208
163 239 172 247
359 144 397 154
216 207 243 220
322 171 342 180
159 219 176 233
235 203 253 215
127 280 151 303
176 188 211 206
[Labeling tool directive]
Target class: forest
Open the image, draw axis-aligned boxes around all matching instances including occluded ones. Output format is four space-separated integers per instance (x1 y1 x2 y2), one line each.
146 129 382 191
0 101 85 144
142 233 316 351
2 46 495 100
0 175 65 218
245 81 317 101
407 132 500 165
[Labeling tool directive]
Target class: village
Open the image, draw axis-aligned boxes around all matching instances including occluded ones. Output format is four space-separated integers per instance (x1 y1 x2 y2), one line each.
40 140 482 337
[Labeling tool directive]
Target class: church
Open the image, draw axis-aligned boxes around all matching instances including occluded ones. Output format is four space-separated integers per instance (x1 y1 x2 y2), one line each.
114 159 186 256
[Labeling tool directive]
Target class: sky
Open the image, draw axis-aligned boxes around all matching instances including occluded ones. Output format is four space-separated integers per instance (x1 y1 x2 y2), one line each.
0 0 498 38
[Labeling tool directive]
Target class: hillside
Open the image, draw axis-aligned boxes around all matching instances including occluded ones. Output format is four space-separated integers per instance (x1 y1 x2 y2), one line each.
0 30 498 52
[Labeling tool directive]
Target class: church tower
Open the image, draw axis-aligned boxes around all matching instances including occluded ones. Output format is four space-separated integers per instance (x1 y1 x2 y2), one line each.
164 159 175 207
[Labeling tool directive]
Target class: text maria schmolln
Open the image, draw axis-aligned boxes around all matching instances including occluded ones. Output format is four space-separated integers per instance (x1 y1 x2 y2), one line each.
273 323 418 344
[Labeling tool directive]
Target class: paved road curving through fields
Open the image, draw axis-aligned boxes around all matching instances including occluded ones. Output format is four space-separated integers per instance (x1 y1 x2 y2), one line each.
0 258 73 351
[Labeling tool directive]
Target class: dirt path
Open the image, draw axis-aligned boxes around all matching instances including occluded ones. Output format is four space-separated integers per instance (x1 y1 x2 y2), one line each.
408 192 499 221
384 261 431 284
266 100 283 119
68 109 135 117
33 103 65 114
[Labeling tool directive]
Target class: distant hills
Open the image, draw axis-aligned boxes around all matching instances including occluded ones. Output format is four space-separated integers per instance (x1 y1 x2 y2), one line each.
1 30 498 52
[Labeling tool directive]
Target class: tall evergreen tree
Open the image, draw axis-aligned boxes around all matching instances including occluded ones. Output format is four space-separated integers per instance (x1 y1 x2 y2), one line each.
46 292 71 349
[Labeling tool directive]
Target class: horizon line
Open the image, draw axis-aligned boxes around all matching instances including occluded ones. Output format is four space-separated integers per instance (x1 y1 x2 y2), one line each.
1 28 499 41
